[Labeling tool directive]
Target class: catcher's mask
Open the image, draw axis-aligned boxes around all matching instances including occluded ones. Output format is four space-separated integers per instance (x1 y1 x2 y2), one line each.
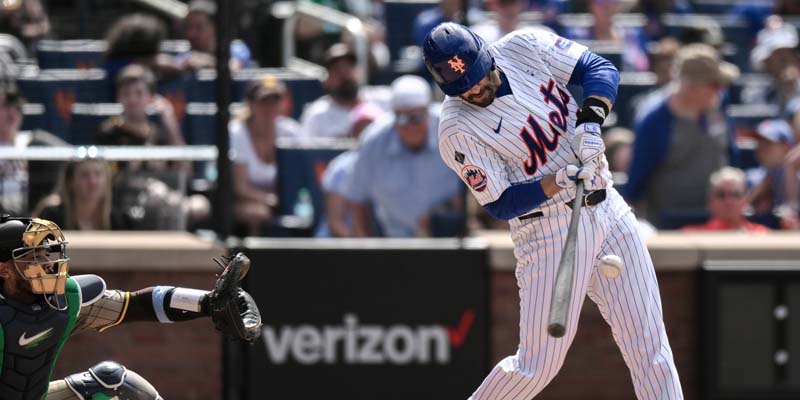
0 216 69 310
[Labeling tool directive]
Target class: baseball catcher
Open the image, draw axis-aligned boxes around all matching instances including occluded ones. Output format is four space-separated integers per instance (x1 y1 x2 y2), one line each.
0 216 261 399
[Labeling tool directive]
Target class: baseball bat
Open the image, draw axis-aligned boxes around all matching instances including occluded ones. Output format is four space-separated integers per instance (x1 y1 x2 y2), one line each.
547 179 585 338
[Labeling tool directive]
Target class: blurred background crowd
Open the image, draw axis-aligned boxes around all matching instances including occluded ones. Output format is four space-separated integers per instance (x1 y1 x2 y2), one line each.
0 0 798 239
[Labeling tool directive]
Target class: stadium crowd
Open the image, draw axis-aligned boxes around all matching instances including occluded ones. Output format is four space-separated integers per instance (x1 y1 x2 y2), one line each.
0 0 797 238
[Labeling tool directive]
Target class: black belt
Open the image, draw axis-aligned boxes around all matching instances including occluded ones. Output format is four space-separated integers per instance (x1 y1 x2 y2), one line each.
518 189 607 221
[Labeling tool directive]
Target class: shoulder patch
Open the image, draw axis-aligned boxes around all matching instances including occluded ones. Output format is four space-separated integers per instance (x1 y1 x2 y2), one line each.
461 165 489 192
72 275 107 306
555 37 573 50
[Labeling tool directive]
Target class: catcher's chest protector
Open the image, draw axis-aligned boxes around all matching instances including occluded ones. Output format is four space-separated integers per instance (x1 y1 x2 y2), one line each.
0 277 79 400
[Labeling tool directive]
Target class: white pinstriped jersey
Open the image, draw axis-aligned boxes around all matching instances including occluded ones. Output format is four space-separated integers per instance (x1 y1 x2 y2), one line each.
438 28 614 242
436 27 684 400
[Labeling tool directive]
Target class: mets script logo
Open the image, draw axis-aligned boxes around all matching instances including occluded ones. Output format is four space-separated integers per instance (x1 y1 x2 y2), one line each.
518 79 571 175
448 55 466 74
461 165 488 192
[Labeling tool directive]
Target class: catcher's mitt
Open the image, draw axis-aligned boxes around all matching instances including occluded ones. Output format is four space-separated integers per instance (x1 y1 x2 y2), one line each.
206 252 262 343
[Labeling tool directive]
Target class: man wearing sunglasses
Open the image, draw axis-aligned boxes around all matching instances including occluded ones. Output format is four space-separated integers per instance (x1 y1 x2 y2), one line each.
683 167 769 232
345 75 462 237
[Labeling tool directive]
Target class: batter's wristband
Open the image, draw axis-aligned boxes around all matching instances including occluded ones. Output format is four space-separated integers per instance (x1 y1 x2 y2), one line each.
576 97 609 126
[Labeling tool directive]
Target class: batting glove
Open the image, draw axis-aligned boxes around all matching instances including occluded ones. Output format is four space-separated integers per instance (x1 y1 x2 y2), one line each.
571 122 605 164
555 164 595 190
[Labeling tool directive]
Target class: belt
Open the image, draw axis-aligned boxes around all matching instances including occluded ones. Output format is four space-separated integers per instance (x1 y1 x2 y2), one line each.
518 189 607 221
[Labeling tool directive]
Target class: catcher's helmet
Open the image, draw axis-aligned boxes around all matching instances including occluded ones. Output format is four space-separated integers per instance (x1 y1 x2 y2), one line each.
0 215 70 309
423 23 494 96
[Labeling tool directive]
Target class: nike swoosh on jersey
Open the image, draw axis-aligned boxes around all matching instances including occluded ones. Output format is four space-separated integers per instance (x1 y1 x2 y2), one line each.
493 117 503 133
19 327 53 347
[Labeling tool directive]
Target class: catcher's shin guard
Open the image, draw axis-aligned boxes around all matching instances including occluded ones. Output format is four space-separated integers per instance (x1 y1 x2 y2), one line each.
64 361 163 400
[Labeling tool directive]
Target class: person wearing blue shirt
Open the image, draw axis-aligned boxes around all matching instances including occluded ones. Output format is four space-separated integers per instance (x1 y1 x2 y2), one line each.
345 75 462 237
624 44 740 228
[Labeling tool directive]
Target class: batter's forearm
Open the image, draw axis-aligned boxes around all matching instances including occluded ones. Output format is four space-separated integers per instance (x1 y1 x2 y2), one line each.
586 95 613 111
540 175 561 197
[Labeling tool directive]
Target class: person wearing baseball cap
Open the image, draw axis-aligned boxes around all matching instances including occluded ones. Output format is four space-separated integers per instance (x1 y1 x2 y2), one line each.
230 74 302 236
344 75 462 237
749 118 800 230
300 43 386 138
624 43 740 227
749 16 800 111
751 15 798 74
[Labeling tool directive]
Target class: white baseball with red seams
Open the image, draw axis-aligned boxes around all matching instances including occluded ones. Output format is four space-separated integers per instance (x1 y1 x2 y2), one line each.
436 28 683 399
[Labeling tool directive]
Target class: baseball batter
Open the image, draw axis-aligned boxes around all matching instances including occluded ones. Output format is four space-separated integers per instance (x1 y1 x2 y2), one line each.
423 23 683 399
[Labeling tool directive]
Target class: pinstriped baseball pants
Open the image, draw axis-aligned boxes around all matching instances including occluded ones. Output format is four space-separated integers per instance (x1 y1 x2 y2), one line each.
470 192 683 399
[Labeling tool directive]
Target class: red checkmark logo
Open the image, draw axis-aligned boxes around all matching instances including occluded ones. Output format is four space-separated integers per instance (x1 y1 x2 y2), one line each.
447 308 475 348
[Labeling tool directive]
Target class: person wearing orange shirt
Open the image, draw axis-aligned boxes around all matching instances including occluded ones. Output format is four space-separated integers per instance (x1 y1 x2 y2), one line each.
683 166 770 232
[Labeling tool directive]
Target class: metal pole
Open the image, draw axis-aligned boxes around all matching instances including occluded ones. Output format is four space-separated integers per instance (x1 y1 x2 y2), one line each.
215 0 233 240
215 2 238 398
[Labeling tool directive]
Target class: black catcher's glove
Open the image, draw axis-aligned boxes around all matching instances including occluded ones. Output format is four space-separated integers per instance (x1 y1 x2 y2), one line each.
205 252 262 343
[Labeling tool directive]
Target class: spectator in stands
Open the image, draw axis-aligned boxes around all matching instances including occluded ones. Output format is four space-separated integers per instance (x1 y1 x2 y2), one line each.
229 75 301 236
470 0 530 44
345 75 462 237
413 0 467 46
300 43 384 138
605 127 634 175
316 103 385 237
0 81 26 215
104 13 180 80
177 0 253 72
682 167 769 232
0 0 49 58
99 64 208 231
562 0 650 71
750 119 799 230
624 43 739 228
750 16 800 111
33 158 122 230
632 36 680 124
97 64 184 148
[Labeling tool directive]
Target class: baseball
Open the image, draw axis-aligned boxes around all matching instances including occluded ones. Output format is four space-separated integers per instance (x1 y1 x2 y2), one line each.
598 255 624 279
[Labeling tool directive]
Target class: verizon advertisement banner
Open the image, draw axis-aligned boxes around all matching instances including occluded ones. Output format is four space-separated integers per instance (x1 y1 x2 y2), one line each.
241 240 490 400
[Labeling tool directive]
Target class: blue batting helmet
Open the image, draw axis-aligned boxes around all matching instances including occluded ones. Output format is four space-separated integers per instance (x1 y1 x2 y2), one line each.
422 23 494 97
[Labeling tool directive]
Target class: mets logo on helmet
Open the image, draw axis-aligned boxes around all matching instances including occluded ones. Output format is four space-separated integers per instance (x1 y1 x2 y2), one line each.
448 55 466 74
461 165 488 192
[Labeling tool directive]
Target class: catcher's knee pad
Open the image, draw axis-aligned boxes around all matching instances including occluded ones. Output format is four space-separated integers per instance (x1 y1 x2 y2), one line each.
65 361 163 400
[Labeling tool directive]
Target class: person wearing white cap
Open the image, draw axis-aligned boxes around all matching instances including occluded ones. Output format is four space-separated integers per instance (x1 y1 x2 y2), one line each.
343 75 463 237
750 16 800 109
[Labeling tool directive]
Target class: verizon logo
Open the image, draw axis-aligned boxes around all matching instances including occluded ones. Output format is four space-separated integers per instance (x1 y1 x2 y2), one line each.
263 310 475 365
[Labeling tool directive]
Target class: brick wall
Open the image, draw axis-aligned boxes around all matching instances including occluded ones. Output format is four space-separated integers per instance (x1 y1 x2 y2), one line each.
54 270 222 400
490 270 698 400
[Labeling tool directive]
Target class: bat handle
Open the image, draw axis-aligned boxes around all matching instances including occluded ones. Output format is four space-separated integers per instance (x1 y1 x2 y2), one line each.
547 179 585 338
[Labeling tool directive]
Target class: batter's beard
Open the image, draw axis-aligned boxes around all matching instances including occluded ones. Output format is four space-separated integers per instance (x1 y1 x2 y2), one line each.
464 89 496 107
461 75 500 108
